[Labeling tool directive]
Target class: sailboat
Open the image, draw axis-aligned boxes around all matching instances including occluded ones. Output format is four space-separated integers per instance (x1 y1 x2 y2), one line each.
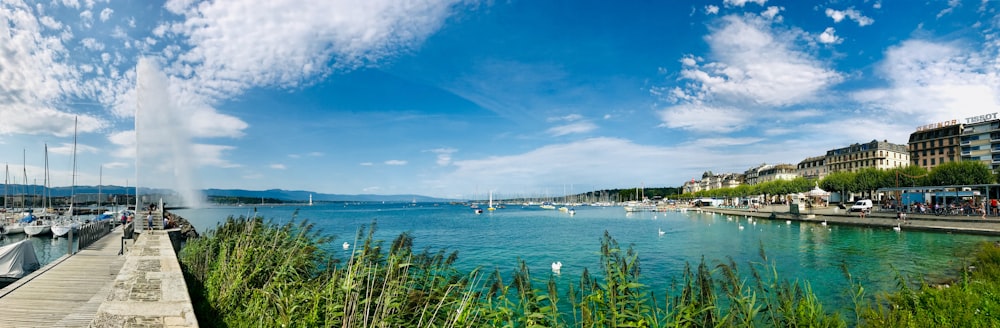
1 165 26 235
52 117 82 238
487 191 496 211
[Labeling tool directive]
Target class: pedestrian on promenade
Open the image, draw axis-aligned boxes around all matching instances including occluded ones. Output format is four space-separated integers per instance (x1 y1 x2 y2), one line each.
992 198 998 216
147 213 153 230
860 208 866 219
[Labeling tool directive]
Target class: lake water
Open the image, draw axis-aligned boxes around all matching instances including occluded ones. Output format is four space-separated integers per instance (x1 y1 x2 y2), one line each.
173 203 995 309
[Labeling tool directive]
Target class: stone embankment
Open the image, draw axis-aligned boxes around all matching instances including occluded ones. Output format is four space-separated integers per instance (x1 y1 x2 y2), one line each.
90 211 201 328
700 204 1000 236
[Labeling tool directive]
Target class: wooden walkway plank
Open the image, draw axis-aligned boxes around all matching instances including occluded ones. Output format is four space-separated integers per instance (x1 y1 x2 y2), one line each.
0 227 127 328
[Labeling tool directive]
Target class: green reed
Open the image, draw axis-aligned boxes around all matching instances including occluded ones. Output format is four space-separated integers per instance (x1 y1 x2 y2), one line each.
179 216 997 327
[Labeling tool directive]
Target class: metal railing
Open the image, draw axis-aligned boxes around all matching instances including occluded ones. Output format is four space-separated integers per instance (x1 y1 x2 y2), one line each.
78 220 112 250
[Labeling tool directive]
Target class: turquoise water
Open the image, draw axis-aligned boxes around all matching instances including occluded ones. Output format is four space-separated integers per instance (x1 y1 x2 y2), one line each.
174 203 994 309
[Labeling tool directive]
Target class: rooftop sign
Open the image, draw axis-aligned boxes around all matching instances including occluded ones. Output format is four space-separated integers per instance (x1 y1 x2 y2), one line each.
915 119 958 132
966 112 999 124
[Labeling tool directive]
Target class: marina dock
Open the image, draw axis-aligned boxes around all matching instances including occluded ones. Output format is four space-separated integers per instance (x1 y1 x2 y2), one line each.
0 216 197 327
0 225 126 327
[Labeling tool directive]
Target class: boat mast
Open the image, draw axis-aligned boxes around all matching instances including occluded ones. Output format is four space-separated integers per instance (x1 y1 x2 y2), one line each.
22 149 27 210
71 117 77 219
98 165 102 213
3 164 7 211
44 144 49 210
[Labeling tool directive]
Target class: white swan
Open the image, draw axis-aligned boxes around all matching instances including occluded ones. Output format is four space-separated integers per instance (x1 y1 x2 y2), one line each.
738 225 745 230
551 261 563 275
821 221 827 226
893 224 901 232
786 220 791 225
342 242 350 250
658 228 665 236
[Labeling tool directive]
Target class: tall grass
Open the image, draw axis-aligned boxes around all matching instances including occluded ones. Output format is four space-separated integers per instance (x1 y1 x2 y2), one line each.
179 216 996 327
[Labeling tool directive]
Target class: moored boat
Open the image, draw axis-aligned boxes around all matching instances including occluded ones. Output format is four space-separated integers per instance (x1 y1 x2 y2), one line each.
0 239 39 282
24 220 51 237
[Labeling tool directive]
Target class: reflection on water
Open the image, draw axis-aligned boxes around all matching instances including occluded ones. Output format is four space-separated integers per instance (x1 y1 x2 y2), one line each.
175 204 994 310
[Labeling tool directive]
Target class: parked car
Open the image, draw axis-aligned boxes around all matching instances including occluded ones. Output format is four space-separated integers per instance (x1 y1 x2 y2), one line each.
850 199 873 212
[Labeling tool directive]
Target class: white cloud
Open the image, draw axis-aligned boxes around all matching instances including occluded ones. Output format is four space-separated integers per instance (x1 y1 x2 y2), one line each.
270 164 286 170
428 138 767 195
818 27 841 44
696 137 764 147
0 1 104 137
937 0 960 18
723 0 766 7
873 1 882 9
548 114 583 122
427 148 457 166
761 6 783 20
81 37 104 51
669 15 842 107
852 39 1000 123
360 162 374 166
705 5 719 15
163 0 466 102
825 7 874 26
79 10 93 28
385 160 408 166
61 0 80 9
658 104 748 133
548 121 598 136
99 8 113 22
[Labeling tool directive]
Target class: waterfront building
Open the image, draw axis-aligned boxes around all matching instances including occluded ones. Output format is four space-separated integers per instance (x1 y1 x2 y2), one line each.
825 140 909 173
682 171 743 194
960 114 1000 171
745 163 798 185
909 120 962 171
797 155 827 180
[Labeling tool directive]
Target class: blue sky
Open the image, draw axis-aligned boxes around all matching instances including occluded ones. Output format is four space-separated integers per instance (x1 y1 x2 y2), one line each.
1 0 998 202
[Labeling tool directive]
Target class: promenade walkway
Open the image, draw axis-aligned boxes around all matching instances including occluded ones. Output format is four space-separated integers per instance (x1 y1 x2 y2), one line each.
0 227 126 327
90 230 198 327
702 204 1000 235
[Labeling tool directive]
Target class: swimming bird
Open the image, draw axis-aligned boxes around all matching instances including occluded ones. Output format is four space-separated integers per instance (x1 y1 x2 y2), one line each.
658 228 665 236
551 261 563 275
821 221 827 226
893 224 901 232
739 225 745 230
786 220 791 225
343 242 350 250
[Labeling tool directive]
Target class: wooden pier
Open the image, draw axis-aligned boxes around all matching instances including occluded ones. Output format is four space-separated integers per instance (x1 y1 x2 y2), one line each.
0 226 126 327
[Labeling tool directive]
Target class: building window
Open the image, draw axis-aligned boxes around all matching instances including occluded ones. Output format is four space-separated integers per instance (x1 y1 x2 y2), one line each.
923 159 927 166
931 158 935 165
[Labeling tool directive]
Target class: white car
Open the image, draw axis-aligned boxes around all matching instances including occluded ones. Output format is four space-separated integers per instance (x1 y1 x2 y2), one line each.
850 199 873 212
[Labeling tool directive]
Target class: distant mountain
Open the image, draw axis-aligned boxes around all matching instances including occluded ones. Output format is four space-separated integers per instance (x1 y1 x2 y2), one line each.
202 189 451 203
0 184 452 203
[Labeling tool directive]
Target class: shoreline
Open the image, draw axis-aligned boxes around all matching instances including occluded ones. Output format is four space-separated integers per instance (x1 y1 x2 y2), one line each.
696 204 1000 236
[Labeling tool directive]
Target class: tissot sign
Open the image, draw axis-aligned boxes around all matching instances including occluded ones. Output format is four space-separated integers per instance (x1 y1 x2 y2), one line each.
966 112 999 124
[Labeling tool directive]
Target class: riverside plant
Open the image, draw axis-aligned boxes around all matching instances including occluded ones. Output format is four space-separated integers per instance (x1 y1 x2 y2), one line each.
178 215 994 327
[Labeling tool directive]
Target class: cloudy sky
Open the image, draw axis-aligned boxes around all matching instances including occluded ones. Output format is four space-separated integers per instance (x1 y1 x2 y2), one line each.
1 0 998 200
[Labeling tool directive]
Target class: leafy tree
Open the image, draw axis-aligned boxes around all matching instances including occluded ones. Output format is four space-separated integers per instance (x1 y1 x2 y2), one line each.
820 171 856 203
926 161 995 186
855 168 883 199
883 166 929 188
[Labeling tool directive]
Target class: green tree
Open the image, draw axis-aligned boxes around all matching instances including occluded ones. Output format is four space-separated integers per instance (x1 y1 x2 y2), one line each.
820 171 856 203
855 168 883 199
927 161 995 186
883 165 929 188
